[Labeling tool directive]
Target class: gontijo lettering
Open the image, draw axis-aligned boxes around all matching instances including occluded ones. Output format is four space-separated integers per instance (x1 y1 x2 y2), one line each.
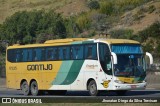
27 64 52 71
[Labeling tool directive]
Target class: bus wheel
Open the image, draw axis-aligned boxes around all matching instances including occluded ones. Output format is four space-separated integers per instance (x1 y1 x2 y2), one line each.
116 90 127 96
21 81 30 96
30 81 39 96
88 80 99 96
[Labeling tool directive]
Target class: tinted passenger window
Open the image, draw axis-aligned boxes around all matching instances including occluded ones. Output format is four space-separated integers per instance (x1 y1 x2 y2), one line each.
99 44 110 61
41 48 46 61
32 48 45 61
22 49 32 62
71 45 83 60
15 50 23 62
58 47 69 60
7 49 16 62
99 43 112 75
46 48 54 60
54 48 59 60
85 44 97 59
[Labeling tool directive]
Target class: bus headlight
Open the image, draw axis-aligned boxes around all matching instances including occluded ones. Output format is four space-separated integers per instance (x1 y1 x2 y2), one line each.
114 80 124 84
142 78 147 83
142 80 147 83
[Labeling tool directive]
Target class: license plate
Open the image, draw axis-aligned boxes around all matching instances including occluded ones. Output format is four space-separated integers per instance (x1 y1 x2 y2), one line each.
131 85 137 88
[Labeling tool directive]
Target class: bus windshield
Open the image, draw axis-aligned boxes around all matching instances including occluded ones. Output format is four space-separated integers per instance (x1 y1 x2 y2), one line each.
114 54 145 77
111 44 146 77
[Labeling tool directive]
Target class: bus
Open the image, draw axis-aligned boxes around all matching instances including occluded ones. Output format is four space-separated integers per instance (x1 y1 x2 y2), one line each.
6 38 153 96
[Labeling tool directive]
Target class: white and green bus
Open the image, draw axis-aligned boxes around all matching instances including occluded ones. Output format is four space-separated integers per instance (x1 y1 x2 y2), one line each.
6 38 153 96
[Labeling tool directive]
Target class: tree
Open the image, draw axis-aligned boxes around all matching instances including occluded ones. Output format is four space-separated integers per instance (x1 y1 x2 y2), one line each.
0 10 67 45
23 35 33 44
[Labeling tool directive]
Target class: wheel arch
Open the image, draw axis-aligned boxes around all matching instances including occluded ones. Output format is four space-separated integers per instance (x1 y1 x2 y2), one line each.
29 79 37 87
20 79 27 89
86 78 96 90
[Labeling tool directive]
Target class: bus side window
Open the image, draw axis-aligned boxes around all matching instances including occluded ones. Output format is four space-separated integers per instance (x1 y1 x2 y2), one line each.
99 43 112 75
59 47 63 60
66 46 70 60
33 48 44 61
23 49 32 62
63 48 67 60
85 44 97 59
99 44 104 61
41 48 46 61
33 49 38 61
71 47 73 59
7 49 15 62
46 48 54 60
87 46 92 59
54 48 59 60
23 49 27 62
62 46 70 60
16 49 23 62
99 44 110 61
27 49 32 61
71 45 83 60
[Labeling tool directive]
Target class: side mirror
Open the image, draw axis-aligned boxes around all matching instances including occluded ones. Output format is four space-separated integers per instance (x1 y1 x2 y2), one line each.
111 52 117 64
146 52 153 65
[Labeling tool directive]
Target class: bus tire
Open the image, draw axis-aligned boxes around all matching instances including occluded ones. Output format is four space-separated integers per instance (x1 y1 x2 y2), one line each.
30 81 39 96
116 90 127 96
21 81 30 96
88 80 99 96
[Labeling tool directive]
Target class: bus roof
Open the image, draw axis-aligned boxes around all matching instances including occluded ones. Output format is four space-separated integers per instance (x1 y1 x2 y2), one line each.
7 38 140 49
44 38 87 44
102 39 140 44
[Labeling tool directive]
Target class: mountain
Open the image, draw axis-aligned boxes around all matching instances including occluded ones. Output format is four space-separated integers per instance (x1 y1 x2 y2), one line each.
0 0 88 23
110 0 160 33
0 0 159 35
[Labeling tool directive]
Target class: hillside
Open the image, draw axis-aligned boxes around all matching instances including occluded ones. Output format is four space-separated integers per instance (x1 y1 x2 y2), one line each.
0 0 160 36
1 0 159 34
111 0 160 33
0 0 88 24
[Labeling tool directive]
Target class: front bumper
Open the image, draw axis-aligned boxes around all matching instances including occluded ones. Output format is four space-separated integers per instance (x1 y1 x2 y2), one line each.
112 82 147 90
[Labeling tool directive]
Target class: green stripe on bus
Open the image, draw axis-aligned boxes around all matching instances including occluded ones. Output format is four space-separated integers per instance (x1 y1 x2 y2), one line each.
82 40 94 44
60 60 84 85
52 41 84 85
52 61 73 85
